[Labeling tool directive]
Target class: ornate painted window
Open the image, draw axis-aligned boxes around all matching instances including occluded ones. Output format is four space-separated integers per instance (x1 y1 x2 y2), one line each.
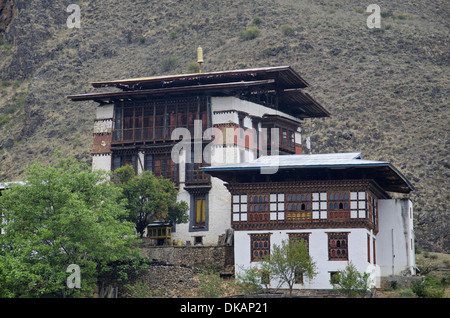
328 192 350 221
250 233 270 262
288 232 310 250
328 232 349 261
248 194 269 222
286 193 312 221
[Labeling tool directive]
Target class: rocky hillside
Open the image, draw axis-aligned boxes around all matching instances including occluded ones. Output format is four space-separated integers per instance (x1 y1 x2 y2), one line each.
0 0 448 252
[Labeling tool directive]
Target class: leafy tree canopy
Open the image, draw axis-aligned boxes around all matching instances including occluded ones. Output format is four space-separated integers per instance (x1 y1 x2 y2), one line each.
261 239 317 297
0 156 142 298
114 165 188 238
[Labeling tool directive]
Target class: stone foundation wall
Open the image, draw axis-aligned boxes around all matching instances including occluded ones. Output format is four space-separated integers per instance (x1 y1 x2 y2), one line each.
139 242 234 273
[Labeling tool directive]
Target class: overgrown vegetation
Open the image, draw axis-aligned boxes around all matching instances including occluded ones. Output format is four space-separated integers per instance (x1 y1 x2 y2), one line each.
0 155 148 298
114 165 189 238
330 262 371 298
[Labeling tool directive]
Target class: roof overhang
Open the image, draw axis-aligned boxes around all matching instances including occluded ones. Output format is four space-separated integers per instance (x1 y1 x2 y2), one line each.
90 66 310 90
202 153 414 194
67 79 275 103
67 66 330 119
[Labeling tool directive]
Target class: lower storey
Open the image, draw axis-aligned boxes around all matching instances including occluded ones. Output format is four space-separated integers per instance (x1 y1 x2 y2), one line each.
235 227 412 290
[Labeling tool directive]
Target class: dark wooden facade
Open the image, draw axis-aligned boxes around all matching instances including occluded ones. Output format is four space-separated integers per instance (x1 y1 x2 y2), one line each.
227 179 383 233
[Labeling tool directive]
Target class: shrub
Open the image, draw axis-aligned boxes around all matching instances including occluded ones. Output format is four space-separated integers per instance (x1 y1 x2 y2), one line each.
235 266 265 294
253 16 262 25
280 24 295 36
161 56 179 72
412 275 445 298
187 61 200 73
331 262 371 297
198 269 224 298
239 26 260 41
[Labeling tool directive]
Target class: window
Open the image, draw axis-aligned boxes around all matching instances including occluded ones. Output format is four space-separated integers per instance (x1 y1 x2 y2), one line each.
250 233 270 262
112 153 137 173
350 191 366 219
194 196 206 227
286 193 312 221
328 232 349 261
312 192 327 220
248 194 269 221
232 194 248 222
269 193 284 221
330 272 340 284
194 236 203 245
328 192 349 210
328 192 350 221
373 238 376 265
288 232 310 251
145 153 178 183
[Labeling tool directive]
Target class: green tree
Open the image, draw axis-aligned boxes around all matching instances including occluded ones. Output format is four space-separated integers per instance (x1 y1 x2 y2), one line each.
114 165 188 238
0 157 142 298
262 239 317 297
330 262 371 298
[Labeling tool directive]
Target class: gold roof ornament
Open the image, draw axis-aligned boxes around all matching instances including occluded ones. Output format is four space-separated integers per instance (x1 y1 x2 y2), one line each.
197 46 204 73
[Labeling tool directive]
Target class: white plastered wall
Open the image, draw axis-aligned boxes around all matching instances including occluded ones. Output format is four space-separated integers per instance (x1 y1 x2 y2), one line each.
376 199 415 277
235 228 378 290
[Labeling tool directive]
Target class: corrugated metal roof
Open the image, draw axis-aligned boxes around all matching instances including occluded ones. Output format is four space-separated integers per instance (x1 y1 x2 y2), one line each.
203 153 369 171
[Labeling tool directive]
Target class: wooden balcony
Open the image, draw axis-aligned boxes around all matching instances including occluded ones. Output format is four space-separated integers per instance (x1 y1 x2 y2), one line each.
185 168 211 185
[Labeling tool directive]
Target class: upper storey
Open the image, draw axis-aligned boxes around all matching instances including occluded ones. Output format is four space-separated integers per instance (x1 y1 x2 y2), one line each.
67 66 330 120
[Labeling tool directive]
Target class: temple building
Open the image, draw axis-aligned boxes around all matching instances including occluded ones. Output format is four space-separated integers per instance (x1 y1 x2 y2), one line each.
68 66 329 245
68 64 415 289
203 153 415 289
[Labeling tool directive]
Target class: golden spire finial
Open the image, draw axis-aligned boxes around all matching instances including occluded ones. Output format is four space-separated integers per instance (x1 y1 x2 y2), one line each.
197 46 204 73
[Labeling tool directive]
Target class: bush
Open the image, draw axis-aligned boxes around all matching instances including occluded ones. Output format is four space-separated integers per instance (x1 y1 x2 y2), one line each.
239 26 260 41
412 275 445 298
161 56 179 72
253 16 262 25
198 269 224 298
187 61 200 73
235 266 265 294
280 24 295 36
331 262 371 297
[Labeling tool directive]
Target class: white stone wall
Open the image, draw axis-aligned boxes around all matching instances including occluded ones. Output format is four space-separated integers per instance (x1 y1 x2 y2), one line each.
96 104 114 120
211 96 301 123
377 199 415 276
235 228 378 290
92 154 111 171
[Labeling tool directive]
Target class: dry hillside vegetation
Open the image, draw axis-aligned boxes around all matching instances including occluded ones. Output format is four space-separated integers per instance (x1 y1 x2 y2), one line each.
0 0 448 251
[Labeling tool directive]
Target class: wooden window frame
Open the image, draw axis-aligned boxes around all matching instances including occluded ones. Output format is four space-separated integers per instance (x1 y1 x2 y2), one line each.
194 196 206 228
327 232 349 261
250 233 271 262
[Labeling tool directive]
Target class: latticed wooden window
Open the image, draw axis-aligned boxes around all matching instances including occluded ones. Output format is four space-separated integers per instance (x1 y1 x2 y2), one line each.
288 233 310 251
250 233 270 262
328 232 349 261
328 192 350 210
286 193 312 221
